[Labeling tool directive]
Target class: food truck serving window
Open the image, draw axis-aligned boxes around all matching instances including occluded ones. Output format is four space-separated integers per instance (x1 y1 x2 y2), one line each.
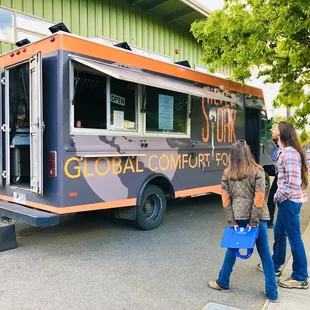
70 55 235 136
73 69 107 130
71 64 138 133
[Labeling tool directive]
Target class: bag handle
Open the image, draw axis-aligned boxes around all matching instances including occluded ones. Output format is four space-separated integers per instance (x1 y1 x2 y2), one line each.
233 248 254 260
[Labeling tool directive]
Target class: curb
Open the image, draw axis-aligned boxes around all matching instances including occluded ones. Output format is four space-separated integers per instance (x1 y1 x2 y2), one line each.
202 303 242 310
261 218 310 310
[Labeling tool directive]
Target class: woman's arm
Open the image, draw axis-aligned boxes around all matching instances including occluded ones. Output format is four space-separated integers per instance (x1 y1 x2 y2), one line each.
249 170 265 226
221 173 237 227
275 149 302 202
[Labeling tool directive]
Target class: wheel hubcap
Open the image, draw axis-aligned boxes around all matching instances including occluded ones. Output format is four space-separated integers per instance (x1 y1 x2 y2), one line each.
142 194 162 222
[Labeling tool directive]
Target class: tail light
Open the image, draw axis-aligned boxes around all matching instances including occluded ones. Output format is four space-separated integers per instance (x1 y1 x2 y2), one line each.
49 151 57 177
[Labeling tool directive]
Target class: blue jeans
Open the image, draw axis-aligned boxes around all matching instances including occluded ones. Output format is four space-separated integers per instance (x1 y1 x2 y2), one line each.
273 199 308 281
217 220 278 301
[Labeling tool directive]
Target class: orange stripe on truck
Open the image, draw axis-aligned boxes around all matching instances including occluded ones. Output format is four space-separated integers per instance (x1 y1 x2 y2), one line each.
62 35 263 97
0 34 263 98
0 37 61 68
0 184 221 215
0 194 136 214
175 185 222 197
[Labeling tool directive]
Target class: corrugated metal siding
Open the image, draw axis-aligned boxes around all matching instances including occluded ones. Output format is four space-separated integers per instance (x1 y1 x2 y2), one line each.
0 0 232 75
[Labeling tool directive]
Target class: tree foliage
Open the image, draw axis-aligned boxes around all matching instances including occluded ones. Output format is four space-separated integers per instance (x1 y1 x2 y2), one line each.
190 0 310 128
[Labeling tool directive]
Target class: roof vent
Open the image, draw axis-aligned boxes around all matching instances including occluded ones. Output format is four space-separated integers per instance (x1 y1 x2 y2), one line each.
175 60 191 68
16 38 31 47
114 41 132 51
49 22 71 34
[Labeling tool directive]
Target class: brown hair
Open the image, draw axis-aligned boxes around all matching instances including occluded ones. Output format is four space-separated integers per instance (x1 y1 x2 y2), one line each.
225 140 263 180
278 121 308 189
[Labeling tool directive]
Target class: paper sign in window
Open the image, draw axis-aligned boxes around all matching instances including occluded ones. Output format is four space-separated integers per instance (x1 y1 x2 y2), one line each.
158 94 174 130
113 110 124 129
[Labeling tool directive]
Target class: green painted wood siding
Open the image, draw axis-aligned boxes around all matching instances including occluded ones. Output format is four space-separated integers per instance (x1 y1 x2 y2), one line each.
0 0 232 75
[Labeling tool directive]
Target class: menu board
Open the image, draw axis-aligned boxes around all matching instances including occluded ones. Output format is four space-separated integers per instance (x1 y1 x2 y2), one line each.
158 94 174 130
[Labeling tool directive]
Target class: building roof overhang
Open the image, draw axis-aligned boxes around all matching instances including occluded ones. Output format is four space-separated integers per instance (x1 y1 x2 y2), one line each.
130 0 209 28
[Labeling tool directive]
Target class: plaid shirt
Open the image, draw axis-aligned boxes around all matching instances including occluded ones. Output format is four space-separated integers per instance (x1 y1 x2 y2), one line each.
307 147 310 172
275 147 308 203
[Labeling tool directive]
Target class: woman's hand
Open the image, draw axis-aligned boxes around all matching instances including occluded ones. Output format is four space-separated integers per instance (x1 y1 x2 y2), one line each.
234 225 239 231
247 224 253 232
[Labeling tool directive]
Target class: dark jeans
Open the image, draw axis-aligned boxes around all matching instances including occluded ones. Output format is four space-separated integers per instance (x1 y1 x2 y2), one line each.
267 174 278 224
273 199 308 281
217 220 278 300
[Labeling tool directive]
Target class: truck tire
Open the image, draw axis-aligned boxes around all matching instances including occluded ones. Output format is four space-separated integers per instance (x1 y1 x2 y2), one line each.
135 185 167 230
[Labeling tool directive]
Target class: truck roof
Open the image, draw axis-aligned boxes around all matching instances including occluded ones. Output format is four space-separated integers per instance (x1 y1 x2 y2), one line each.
0 31 264 98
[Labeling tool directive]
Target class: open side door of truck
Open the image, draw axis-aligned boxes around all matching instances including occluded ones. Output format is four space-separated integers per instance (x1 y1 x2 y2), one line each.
0 71 4 187
29 53 43 195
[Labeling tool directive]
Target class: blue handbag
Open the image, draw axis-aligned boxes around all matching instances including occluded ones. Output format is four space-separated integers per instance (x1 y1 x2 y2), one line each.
220 226 259 259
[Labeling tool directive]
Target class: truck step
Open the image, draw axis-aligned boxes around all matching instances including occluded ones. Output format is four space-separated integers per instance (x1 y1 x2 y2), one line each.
0 200 59 227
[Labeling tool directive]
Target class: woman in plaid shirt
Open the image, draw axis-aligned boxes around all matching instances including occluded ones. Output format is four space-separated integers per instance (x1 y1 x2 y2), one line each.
258 121 309 289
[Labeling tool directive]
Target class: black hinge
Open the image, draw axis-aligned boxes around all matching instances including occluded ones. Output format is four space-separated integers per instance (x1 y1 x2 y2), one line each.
1 77 5 86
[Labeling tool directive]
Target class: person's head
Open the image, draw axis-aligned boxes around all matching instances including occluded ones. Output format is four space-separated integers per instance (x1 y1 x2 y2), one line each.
277 121 308 189
76 120 82 128
272 124 280 144
225 139 263 180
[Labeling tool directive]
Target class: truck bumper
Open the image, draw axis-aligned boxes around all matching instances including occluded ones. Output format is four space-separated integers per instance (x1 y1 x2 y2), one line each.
0 200 59 227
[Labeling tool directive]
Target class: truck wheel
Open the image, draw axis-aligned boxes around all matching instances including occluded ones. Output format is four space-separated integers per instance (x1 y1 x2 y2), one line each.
135 185 167 230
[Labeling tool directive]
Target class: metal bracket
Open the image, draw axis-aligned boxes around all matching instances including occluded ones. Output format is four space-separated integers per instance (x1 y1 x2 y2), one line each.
0 215 12 223
2 171 7 179
115 206 137 221
1 124 6 132
0 77 5 86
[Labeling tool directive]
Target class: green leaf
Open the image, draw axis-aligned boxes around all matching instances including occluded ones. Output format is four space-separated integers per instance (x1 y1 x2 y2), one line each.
190 0 310 125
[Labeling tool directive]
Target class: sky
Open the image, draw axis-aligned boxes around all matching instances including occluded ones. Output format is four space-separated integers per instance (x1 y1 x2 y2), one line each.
194 0 286 117
196 0 225 11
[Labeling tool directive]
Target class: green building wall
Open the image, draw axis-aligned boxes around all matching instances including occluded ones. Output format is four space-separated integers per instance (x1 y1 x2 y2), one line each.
0 0 231 75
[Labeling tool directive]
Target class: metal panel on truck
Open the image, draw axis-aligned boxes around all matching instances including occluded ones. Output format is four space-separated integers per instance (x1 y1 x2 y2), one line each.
29 53 44 195
0 72 3 187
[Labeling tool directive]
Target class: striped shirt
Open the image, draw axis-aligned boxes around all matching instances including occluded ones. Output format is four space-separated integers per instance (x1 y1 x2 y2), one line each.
275 147 308 203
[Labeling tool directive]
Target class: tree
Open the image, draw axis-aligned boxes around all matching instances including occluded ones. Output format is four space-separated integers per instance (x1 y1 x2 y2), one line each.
190 0 310 133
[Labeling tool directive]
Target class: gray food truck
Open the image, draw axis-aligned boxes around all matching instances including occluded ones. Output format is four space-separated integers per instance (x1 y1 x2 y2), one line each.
0 30 275 234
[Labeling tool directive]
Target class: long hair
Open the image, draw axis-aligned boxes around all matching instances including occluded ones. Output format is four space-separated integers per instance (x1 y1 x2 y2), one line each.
225 140 263 180
278 121 308 189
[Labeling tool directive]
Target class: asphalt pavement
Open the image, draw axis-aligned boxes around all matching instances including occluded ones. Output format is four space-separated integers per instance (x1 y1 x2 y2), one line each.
1 189 310 310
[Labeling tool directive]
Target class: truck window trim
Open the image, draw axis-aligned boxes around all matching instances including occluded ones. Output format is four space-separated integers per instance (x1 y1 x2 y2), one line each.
68 56 235 139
